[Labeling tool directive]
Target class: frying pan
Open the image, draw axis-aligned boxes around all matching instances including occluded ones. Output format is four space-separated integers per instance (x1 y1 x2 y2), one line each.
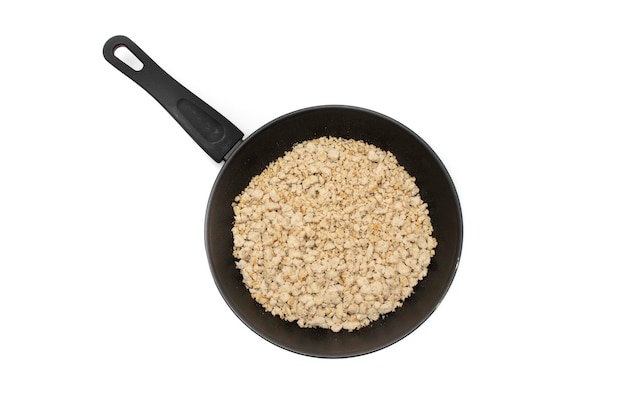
103 35 463 358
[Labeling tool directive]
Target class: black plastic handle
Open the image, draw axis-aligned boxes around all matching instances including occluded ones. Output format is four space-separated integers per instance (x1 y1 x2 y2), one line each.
103 36 243 162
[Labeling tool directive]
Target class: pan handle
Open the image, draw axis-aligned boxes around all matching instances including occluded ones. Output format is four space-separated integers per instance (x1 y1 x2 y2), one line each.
103 35 243 162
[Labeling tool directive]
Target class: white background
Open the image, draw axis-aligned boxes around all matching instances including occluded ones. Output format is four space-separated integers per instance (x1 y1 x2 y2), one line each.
1 1 625 415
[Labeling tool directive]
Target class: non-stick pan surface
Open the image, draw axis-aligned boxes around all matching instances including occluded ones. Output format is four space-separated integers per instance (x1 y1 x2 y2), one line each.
104 36 463 358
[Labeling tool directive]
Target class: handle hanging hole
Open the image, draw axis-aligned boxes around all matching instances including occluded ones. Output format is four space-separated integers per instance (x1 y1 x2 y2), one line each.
113 45 144 71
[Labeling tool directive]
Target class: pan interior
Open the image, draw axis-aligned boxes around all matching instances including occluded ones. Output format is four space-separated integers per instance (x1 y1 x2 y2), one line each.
205 106 462 358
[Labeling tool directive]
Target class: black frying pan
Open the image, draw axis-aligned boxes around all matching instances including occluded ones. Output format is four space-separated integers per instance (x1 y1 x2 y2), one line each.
103 35 463 358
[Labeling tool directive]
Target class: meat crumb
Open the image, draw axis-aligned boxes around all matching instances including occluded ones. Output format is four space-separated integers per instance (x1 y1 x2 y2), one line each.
232 136 437 332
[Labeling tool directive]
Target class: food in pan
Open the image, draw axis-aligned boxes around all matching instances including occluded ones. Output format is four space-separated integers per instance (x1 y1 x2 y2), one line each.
232 136 436 332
